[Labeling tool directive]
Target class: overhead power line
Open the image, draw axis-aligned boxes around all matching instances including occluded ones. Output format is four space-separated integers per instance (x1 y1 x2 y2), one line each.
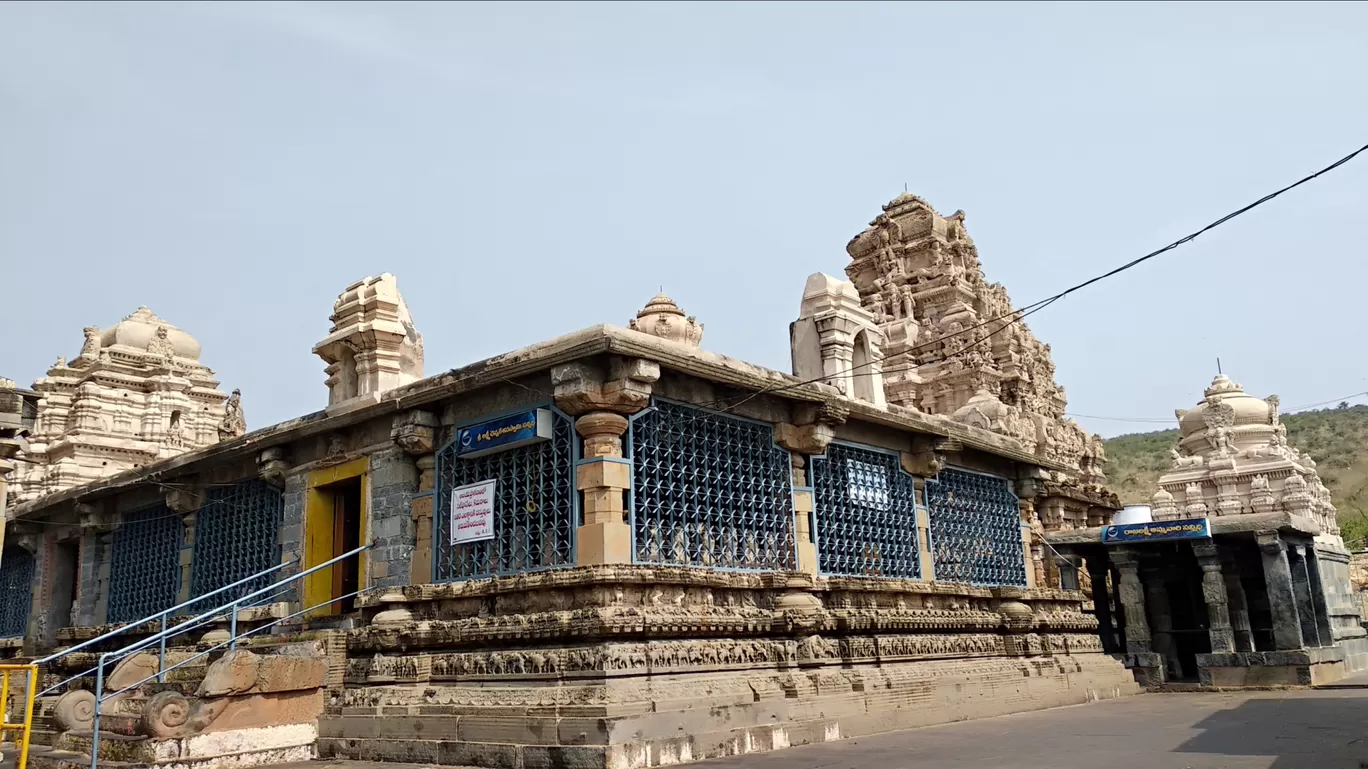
709 140 1368 414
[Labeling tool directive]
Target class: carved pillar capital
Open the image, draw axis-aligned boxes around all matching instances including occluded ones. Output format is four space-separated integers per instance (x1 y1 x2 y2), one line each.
552 357 659 416
390 409 438 456
901 435 947 478
76 502 116 534
164 477 204 514
9 521 41 554
256 446 291 489
774 422 834 456
1256 530 1285 555
576 412 630 459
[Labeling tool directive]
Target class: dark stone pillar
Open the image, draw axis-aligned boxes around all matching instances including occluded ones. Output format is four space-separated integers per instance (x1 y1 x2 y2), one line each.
1113 549 1151 654
1220 549 1255 652
1087 556 1118 654
1193 541 1236 653
1257 532 1305 650
1289 544 1322 647
1144 567 1177 677
1303 547 1335 646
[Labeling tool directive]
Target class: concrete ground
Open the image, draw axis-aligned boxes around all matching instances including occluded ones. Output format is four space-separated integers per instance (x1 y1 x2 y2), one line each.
693 689 1368 769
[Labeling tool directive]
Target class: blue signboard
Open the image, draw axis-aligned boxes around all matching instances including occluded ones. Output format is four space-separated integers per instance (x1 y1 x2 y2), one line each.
455 409 553 458
1102 517 1211 545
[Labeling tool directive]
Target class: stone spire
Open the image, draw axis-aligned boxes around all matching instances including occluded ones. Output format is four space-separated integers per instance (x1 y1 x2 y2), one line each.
628 293 703 348
313 274 425 413
10 307 231 505
1154 374 1339 541
844 193 1104 482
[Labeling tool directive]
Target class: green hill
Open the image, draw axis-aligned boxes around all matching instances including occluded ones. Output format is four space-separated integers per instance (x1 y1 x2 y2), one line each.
1102 404 1368 548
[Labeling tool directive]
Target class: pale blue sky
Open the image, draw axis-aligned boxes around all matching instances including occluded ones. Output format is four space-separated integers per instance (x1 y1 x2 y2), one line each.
3 1 1365 438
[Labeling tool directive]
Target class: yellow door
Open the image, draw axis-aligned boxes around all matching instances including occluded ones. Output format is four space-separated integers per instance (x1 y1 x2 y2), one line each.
303 459 369 616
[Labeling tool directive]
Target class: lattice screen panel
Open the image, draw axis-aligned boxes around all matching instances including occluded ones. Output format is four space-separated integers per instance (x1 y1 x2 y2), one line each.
0 548 34 638
107 504 185 624
190 480 284 611
812 443 921 578
434 409 576 580
630 400 794 570
926 467 1026 587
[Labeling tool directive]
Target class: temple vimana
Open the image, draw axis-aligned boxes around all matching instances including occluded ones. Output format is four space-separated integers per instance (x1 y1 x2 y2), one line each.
0 193 1363 769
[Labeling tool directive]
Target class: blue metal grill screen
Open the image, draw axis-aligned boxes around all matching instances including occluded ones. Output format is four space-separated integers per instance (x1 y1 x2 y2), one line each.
630 401 794 570
107 504 184 624
189 480 284 612
925 467 1026 586
0 548 34 638
434 408 576 580
812 443 920 578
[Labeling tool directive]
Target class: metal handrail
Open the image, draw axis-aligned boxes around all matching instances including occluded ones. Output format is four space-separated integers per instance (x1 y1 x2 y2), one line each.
35 583 300 698
99 588 365 701
85 542 372 769
33 557 298 666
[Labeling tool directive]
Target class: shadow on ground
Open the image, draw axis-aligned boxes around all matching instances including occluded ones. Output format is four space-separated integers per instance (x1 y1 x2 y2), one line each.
1179 694 1368 768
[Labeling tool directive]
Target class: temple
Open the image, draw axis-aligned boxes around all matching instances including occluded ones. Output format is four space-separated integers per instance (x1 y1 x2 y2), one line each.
1048 375 1368 685
5 194 1322 769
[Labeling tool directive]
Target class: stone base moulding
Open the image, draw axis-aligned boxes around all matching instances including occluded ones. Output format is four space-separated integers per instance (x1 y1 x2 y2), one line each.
319 655 1138 769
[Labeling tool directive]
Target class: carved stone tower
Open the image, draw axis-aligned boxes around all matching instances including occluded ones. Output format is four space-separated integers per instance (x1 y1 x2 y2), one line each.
790 273 888 407
314 274 425 413
845 193 1107 486
10 308 234 504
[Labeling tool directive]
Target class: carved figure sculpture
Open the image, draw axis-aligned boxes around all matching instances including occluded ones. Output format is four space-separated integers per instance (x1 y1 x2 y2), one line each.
218 388 246 440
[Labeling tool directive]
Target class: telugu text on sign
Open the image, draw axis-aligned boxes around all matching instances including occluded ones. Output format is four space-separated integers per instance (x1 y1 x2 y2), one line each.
450 479 497 545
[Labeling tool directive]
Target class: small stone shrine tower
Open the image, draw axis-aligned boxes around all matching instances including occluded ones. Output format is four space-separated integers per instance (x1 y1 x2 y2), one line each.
790 273 888 406
313 274 425 413
1152 374 1341 543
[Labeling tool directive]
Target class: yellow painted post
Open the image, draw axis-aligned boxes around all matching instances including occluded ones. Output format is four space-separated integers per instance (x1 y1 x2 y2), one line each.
0 664 38 769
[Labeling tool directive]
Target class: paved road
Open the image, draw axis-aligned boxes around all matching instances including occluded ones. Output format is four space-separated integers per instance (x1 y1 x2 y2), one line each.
694 690 1368 769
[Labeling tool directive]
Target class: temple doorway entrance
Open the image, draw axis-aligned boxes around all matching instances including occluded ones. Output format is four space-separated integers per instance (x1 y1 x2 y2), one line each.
303 458 369 617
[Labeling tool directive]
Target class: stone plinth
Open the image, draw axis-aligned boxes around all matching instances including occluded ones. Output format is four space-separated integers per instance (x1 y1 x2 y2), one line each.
321 566 1138 768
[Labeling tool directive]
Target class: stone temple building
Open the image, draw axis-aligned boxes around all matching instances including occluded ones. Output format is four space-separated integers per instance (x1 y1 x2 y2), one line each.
0 195 1191 769
1048 374 1368 686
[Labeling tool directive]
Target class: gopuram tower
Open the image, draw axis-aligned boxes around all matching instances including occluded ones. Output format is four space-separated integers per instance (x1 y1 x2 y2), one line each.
844 193 1114 533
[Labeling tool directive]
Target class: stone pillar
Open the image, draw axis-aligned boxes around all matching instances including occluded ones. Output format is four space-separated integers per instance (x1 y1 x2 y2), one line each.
1143 566 1177 676
1257 532 1304 651
1288 544 1322 648
575 412 633 565
1087 555 1118 654
1112 549 1150 654
1219 549 1255 652
1303 547 1335 647
410 456 436 584
1192 541 1235 654
790 455 818 577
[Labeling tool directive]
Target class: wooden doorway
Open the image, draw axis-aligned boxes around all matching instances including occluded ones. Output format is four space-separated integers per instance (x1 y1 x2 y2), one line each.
303 459 369 616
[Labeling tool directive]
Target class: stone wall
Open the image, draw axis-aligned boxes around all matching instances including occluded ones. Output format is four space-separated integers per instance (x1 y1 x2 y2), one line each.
366 447 418 588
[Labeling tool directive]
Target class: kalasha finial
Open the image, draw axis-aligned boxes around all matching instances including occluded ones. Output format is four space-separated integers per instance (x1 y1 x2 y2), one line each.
629 292 704 348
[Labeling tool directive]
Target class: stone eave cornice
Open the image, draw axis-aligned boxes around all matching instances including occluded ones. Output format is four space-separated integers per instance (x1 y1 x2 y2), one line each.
11 324 1063 519
1044 511 1321 548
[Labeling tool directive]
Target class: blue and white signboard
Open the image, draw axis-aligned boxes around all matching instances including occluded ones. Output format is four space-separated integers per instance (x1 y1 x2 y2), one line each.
455 409 553 458
1102 517 1211 545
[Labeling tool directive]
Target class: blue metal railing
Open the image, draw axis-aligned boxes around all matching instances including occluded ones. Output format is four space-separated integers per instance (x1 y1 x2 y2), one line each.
81 542 372 769
34 558 299 697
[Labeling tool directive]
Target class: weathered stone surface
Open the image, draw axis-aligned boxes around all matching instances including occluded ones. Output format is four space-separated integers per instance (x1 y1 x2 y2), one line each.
197 650 327 697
